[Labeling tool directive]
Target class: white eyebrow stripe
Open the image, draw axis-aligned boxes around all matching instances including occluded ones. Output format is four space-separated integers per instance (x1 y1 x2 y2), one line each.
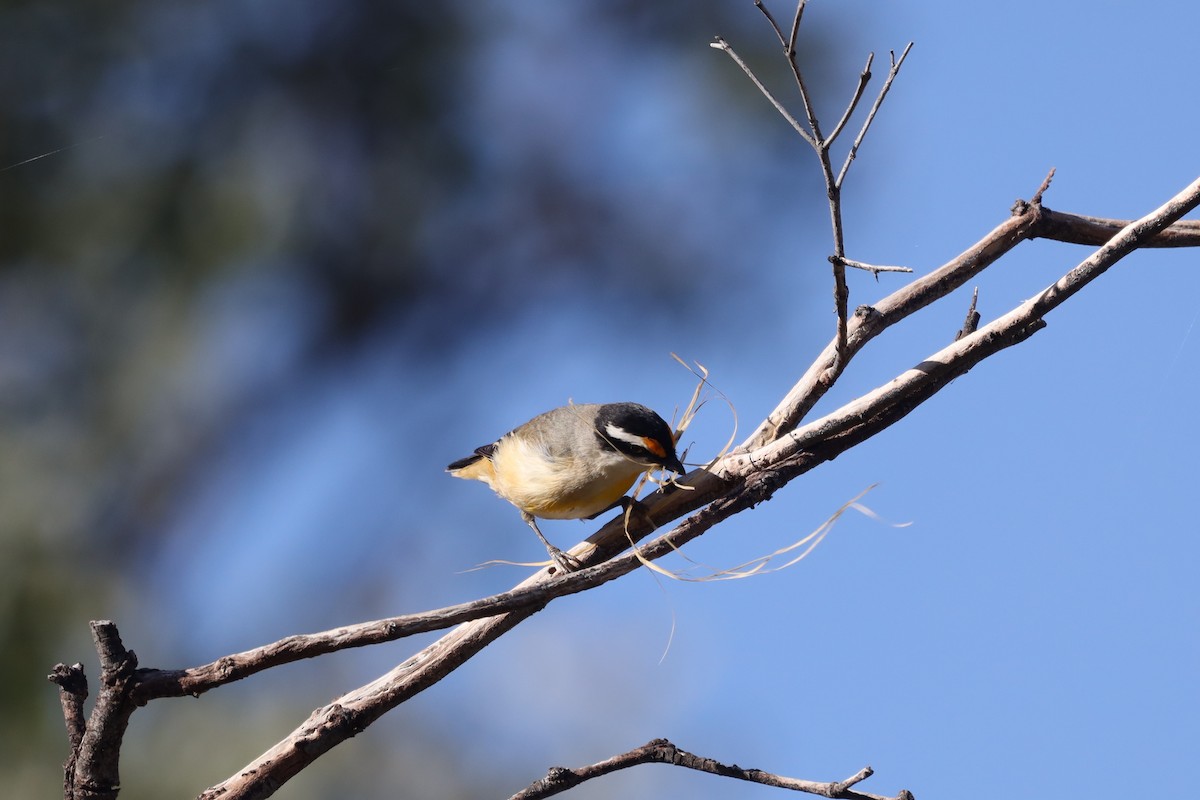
605 423 647 449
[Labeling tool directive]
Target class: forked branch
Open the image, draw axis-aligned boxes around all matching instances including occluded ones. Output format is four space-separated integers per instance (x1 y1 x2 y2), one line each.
711 11 913 377
836 44 913 189
510 738 911 800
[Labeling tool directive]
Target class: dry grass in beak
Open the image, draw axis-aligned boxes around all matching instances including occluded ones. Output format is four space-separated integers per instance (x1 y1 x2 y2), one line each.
670 352 737 468
626 353 736 502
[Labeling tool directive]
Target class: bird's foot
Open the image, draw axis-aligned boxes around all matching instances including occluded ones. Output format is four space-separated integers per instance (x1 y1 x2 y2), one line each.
546 544 584 575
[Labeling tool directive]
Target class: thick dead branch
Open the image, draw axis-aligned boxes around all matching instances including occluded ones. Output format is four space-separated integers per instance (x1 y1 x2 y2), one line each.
198 607 544 800
1033 205 1200 247
510 738 908 800
53 623 140 800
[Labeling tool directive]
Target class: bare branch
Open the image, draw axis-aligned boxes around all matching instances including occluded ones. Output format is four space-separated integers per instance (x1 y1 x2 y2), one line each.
745 205 1040 449
784 36 825 151
737 174 1200 463
61 622 140 800
509 738 906 800
836 43 914 189
954 287 981 341
198 608 540 800
831 255 913 275
715 17 914 383
48 663 88 797
1025 175 1200 307
753 0 788 49
1031 167 1056 205
131 517 703 701
1032 206 1200 248
709 37 816 147
787 0 809 56
744 177 1200 449
829 227 851 372
827 53 875 145
49 664 88 752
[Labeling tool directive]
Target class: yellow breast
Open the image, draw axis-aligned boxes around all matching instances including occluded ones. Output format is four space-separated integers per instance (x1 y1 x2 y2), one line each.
484 435 645 520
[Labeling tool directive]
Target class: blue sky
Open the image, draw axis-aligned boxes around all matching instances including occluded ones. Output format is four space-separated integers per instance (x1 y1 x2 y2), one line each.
27 2 1197 797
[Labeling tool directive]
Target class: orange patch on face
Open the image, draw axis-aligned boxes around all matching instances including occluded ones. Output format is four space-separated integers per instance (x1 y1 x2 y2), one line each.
642 436 667 459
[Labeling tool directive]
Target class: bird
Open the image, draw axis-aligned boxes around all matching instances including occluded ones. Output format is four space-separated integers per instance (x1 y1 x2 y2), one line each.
446 402 686 572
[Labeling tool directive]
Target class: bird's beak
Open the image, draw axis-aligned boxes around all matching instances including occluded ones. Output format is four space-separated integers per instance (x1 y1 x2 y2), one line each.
665 452 686 477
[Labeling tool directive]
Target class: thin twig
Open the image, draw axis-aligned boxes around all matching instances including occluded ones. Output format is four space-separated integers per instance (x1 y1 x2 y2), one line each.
715 14 913 385
836 43 914 189
827 53 875 145
833 766 879 794
754 0 788 49
955 287 981 341
1031 167 1056 205
510 738 905 800
828 216 850 375
831 255 913 274
787 0 808 56
784 38 825 150
710 38 816 147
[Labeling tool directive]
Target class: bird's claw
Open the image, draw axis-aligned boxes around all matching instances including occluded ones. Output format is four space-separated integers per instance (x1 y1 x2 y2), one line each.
546 545 584 574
